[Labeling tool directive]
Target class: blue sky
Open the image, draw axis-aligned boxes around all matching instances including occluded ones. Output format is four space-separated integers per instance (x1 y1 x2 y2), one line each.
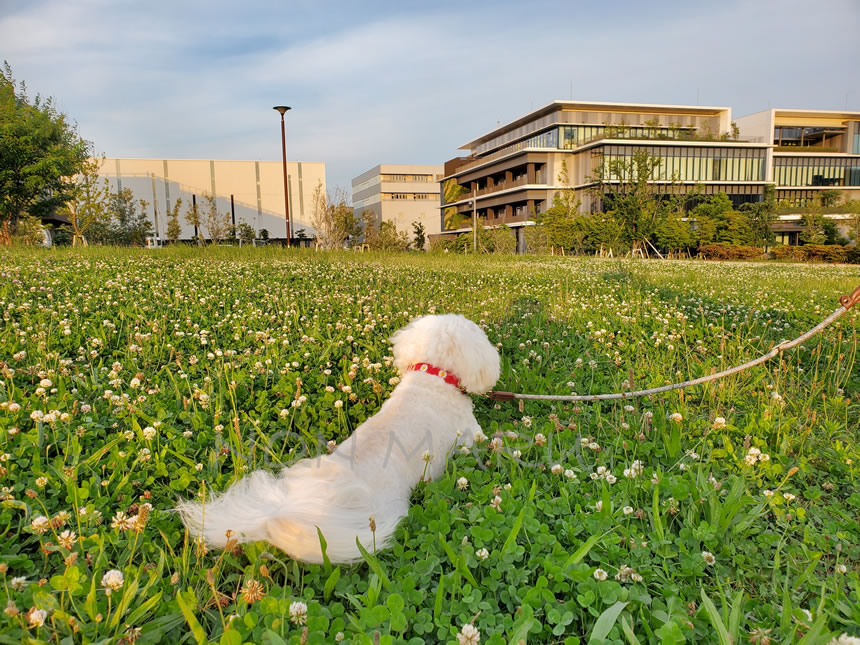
2 0 858 195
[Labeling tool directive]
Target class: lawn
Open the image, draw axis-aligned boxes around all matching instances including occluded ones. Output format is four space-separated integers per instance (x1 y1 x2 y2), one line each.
1 247 858 644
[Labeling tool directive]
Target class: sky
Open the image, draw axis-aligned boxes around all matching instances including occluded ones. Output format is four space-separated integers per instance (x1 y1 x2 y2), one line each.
2 0 859 197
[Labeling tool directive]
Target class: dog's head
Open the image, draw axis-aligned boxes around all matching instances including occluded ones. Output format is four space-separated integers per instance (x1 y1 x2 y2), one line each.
390 314 500 394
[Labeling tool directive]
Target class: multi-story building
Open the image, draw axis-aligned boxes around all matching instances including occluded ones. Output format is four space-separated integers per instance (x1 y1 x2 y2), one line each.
437 101 772 244
351 164 443 248
735 108 860 204
96 158 326 242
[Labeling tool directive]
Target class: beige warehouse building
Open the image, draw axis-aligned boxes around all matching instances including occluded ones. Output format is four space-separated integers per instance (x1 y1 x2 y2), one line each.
352 164 444 248
97 158 326 242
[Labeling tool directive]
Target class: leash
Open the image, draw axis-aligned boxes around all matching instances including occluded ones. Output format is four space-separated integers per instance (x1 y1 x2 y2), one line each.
487 283 860 403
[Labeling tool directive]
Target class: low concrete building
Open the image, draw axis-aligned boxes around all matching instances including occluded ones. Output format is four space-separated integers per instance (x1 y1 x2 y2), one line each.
97 158 326 242
352 164 444 248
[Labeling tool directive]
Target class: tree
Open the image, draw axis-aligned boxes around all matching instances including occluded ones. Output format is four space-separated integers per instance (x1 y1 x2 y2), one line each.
411 221 426 250
200 192 231 245
0 62 89 244
362 211 409 251
60 155 110 246
818 189 842 207
237 221 256 245
310 182 355 249
655 210 695 252
184 198 203 245
165 198 183 244
739 185 776 248
12 215 45 246
107 189 153 246
442 179 468 230
589 149 674 252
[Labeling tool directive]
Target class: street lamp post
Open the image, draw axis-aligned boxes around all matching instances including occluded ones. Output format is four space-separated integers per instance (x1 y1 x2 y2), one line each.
273 106 292 246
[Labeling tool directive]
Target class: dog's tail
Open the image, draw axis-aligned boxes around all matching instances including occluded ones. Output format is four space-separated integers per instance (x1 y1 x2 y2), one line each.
177 462 409 564
176 469 285 549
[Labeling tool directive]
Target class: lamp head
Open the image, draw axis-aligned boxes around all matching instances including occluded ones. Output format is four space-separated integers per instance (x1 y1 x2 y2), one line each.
273 106 292 116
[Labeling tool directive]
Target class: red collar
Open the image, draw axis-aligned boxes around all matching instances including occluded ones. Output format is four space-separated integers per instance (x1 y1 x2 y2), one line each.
409 362 464 392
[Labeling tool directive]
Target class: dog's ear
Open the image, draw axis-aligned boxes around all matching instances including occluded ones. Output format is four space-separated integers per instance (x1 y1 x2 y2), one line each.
437 316 500 394
390 315 425 375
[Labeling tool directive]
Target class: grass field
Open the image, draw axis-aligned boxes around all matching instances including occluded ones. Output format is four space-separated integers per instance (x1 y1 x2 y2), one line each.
1 247 858 644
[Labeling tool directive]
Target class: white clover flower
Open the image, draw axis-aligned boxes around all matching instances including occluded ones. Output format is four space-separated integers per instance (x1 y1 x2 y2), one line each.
473 430 487 443
30 410 44 421
669 412 683 424
623 506 634 515
31 515 50 534
334 399 343 408
142 426 156 441
701 551 716 565
605 474 617 484
457 477 469 491
39 379 52 389
759 453 770 462
827 634 860 645
534 433 547 447
593 568 608 581
10 576 28 591
744 454 758 466
595 500 603 512
564 469 577 479
624 405 635 412
512 449 522 459
712 417 726 429
836 564 848 574
102 569 124 593
476 548 489 561
782 493 796 502
457 623 480 645
521 416 532 428
288 601 308 625
27 607 47 627
7 402 20 413
551 464 563 475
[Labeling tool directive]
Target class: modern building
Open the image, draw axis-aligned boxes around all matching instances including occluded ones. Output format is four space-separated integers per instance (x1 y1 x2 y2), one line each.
436 101 772 244
735 108 860 204
96 158 326 242
351 164 444 248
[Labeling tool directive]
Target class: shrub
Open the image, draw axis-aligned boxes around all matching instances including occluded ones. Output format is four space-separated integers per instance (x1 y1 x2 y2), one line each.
698 243 762 260
800 244 850 263
771 244 856 263
771 245 805 261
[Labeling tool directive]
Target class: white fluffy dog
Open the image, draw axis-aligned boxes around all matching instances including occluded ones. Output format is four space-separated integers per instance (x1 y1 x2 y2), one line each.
178 314 500 564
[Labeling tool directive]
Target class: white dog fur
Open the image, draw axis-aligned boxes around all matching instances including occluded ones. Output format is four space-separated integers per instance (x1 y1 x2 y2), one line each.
177 314 500 563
